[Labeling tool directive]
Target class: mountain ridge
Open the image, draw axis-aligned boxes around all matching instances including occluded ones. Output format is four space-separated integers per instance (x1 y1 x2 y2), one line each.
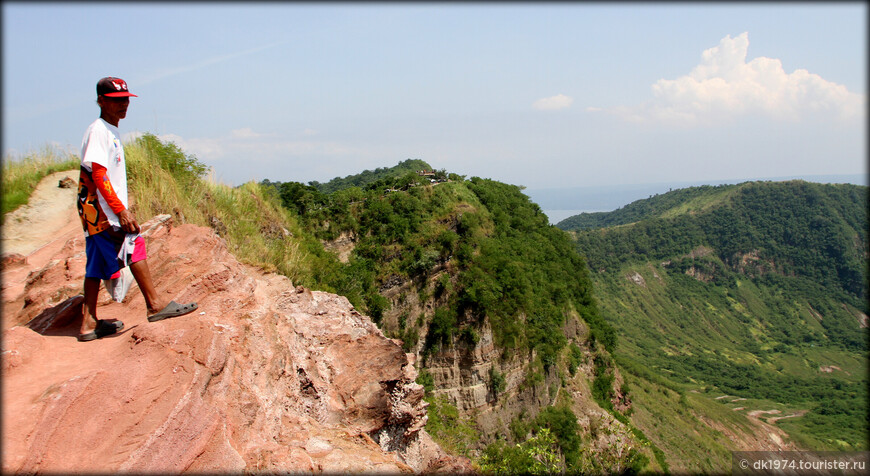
563 179 868 464
526 173 867 218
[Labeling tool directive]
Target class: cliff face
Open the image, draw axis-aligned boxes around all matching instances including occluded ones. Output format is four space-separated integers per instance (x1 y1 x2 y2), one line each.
378 268 634 449
1 214 472 474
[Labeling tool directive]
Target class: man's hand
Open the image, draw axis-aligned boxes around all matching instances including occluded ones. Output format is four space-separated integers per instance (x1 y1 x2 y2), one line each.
118 209 140 234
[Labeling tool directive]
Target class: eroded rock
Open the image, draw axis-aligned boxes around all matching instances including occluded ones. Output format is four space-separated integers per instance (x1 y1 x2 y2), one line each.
1 215 472 474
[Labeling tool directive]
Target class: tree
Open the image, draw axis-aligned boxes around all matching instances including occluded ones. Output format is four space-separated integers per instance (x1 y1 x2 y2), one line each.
479 428 562 475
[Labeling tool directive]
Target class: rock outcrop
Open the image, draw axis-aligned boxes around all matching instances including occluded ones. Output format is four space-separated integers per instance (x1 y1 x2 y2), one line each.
1 214 473 474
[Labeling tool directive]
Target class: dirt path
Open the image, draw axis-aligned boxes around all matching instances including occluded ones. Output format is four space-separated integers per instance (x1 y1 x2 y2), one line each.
1 169 79 257
747 409 781 418
1 170 83 326
745 408 808 424
767 410 808 424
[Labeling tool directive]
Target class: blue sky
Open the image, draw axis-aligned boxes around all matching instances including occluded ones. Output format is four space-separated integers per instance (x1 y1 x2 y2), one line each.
3 2 866 190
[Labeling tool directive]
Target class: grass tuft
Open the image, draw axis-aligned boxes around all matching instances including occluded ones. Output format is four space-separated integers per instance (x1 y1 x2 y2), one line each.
124 133 331 288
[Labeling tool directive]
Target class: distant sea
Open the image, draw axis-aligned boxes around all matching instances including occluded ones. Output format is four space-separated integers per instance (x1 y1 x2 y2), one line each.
528 173 867 225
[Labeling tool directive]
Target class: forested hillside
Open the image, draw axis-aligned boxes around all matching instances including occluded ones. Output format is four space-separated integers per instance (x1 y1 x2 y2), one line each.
560 181 868 465
560 181 866 300
260 163 655 473
263 165 612 364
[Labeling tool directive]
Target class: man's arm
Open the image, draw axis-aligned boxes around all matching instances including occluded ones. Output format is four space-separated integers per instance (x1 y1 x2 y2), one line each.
92 163 140 234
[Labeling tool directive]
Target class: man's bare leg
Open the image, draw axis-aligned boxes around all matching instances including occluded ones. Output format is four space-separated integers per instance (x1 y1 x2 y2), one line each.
80 277 101 335
129 259 167 315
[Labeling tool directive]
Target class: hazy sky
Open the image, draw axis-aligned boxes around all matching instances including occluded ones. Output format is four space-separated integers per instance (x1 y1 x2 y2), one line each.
3 2 866 189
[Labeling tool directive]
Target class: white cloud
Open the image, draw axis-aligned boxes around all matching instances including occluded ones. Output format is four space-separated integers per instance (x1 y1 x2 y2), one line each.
533 94 574 111
599 32 865 126
230 127 265 139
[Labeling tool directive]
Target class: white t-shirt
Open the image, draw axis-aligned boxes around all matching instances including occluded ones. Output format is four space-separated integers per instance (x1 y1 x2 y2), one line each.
80 118 128 228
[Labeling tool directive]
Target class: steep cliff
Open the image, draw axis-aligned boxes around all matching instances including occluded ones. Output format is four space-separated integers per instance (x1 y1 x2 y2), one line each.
1 204 473 473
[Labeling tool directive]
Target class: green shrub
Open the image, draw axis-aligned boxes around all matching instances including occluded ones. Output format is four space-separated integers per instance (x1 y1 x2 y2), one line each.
401 327 419 352
134 133 207 186
435 273 452 296
425 395 479 457
425 307 457 351
489 365 507 397
365 293 390 324
567 343 584 376
509 414 530 441
460 326 480 346
479 428 561 475
534 406 582 464
416 369 434 395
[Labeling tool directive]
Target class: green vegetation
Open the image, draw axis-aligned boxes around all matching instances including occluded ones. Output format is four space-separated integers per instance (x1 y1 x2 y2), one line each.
534 406 582 463
264 162 634 471
591 355 617 413
488 400 655 474
489 365 507 397
562 181 867 300
263 170 611 368
566 342 585 376
2 146 79 220
460 179 612 360
124 134 345 287
621 371 734 474
2 137 326 287
564 181 869 455
557 184 742 231
479 428 562 475
482 406 581 474
12 136 865 471
424 395 480 458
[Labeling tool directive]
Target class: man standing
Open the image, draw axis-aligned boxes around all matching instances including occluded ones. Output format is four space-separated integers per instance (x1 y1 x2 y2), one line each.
76 76 197 341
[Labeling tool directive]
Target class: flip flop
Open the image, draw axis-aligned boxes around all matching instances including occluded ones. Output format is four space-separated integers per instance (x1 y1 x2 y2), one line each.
77 331 98 342
95 319 124 337
77 319 124 342
148 301 198 322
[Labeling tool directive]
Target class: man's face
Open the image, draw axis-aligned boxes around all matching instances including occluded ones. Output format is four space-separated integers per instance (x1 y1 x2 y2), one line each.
99 96 130 125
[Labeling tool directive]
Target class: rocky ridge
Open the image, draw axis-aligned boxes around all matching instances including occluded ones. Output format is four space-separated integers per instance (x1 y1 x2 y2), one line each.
2 206 472 473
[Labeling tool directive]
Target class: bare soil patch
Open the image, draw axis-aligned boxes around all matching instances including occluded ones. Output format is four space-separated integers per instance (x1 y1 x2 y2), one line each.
1 170 79 257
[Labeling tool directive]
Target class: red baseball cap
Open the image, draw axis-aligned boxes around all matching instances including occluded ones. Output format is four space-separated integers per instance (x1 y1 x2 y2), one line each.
97 77 137 97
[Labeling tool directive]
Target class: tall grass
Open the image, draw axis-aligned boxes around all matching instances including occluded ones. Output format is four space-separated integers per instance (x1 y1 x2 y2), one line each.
1 133 340 289
124 133 332 287
1 146 79 220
